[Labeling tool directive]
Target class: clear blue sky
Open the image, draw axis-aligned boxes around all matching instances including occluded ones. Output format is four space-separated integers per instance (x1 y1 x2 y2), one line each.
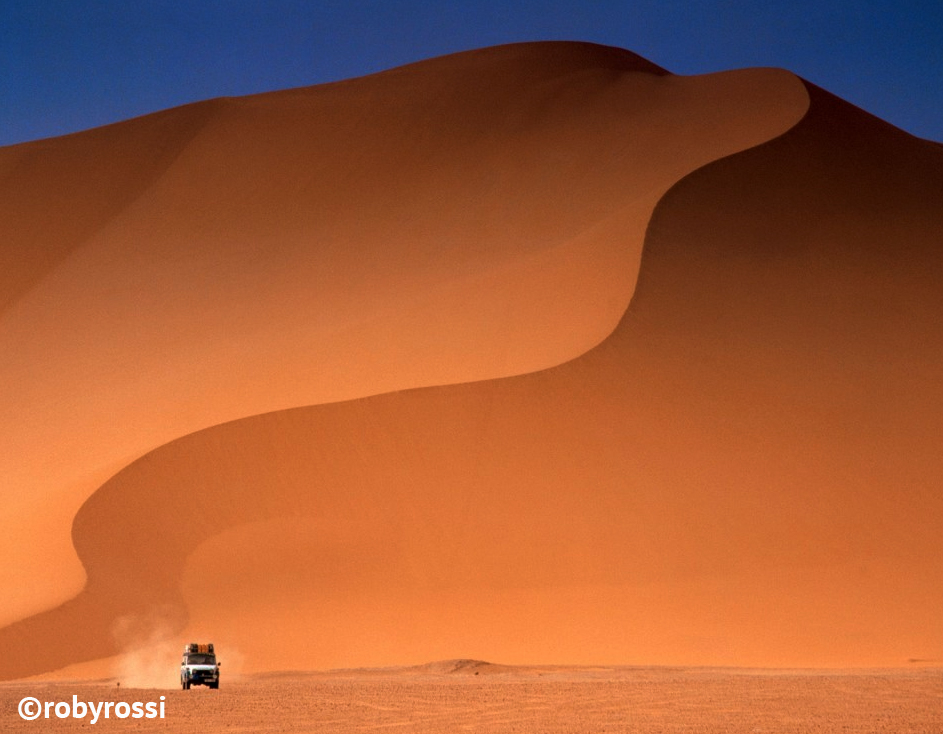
2 1 942 146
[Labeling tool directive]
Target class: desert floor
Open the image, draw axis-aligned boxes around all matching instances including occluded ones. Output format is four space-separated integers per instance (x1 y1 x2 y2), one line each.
3 664 942 732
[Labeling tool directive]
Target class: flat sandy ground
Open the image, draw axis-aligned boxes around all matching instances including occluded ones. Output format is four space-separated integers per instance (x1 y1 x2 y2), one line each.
3 666 942 732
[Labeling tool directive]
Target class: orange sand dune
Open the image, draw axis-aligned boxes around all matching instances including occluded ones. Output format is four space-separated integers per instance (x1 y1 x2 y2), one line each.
0 42 805 633
4 41 942 680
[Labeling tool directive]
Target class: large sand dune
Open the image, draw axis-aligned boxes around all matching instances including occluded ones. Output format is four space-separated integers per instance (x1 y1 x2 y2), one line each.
1 41 941 680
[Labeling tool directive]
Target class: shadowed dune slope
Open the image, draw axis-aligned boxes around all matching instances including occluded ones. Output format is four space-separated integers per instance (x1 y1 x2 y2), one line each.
0 43 807 630
173 82 943 671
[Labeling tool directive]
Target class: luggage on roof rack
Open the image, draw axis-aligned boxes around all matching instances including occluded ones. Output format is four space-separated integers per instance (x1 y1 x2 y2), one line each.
184 642 214 654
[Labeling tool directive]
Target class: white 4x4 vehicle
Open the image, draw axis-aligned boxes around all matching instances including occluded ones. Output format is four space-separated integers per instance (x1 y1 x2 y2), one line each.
180 643 220 690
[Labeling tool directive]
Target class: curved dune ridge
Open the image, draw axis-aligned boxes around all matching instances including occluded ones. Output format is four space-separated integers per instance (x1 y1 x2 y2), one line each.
0 41 802 632
3 40 941 679
0 41 809 679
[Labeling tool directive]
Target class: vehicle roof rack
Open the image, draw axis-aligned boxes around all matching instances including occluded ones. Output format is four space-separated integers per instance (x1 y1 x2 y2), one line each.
184 643 214 654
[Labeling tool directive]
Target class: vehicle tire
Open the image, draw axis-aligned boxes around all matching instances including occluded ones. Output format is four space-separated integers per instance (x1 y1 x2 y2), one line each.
210 681 219 690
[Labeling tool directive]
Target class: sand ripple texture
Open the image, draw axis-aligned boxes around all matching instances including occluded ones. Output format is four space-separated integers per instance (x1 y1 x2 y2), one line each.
2 667 943 733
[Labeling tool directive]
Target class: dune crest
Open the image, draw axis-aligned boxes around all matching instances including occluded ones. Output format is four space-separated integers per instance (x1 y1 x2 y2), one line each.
0 43 818 679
